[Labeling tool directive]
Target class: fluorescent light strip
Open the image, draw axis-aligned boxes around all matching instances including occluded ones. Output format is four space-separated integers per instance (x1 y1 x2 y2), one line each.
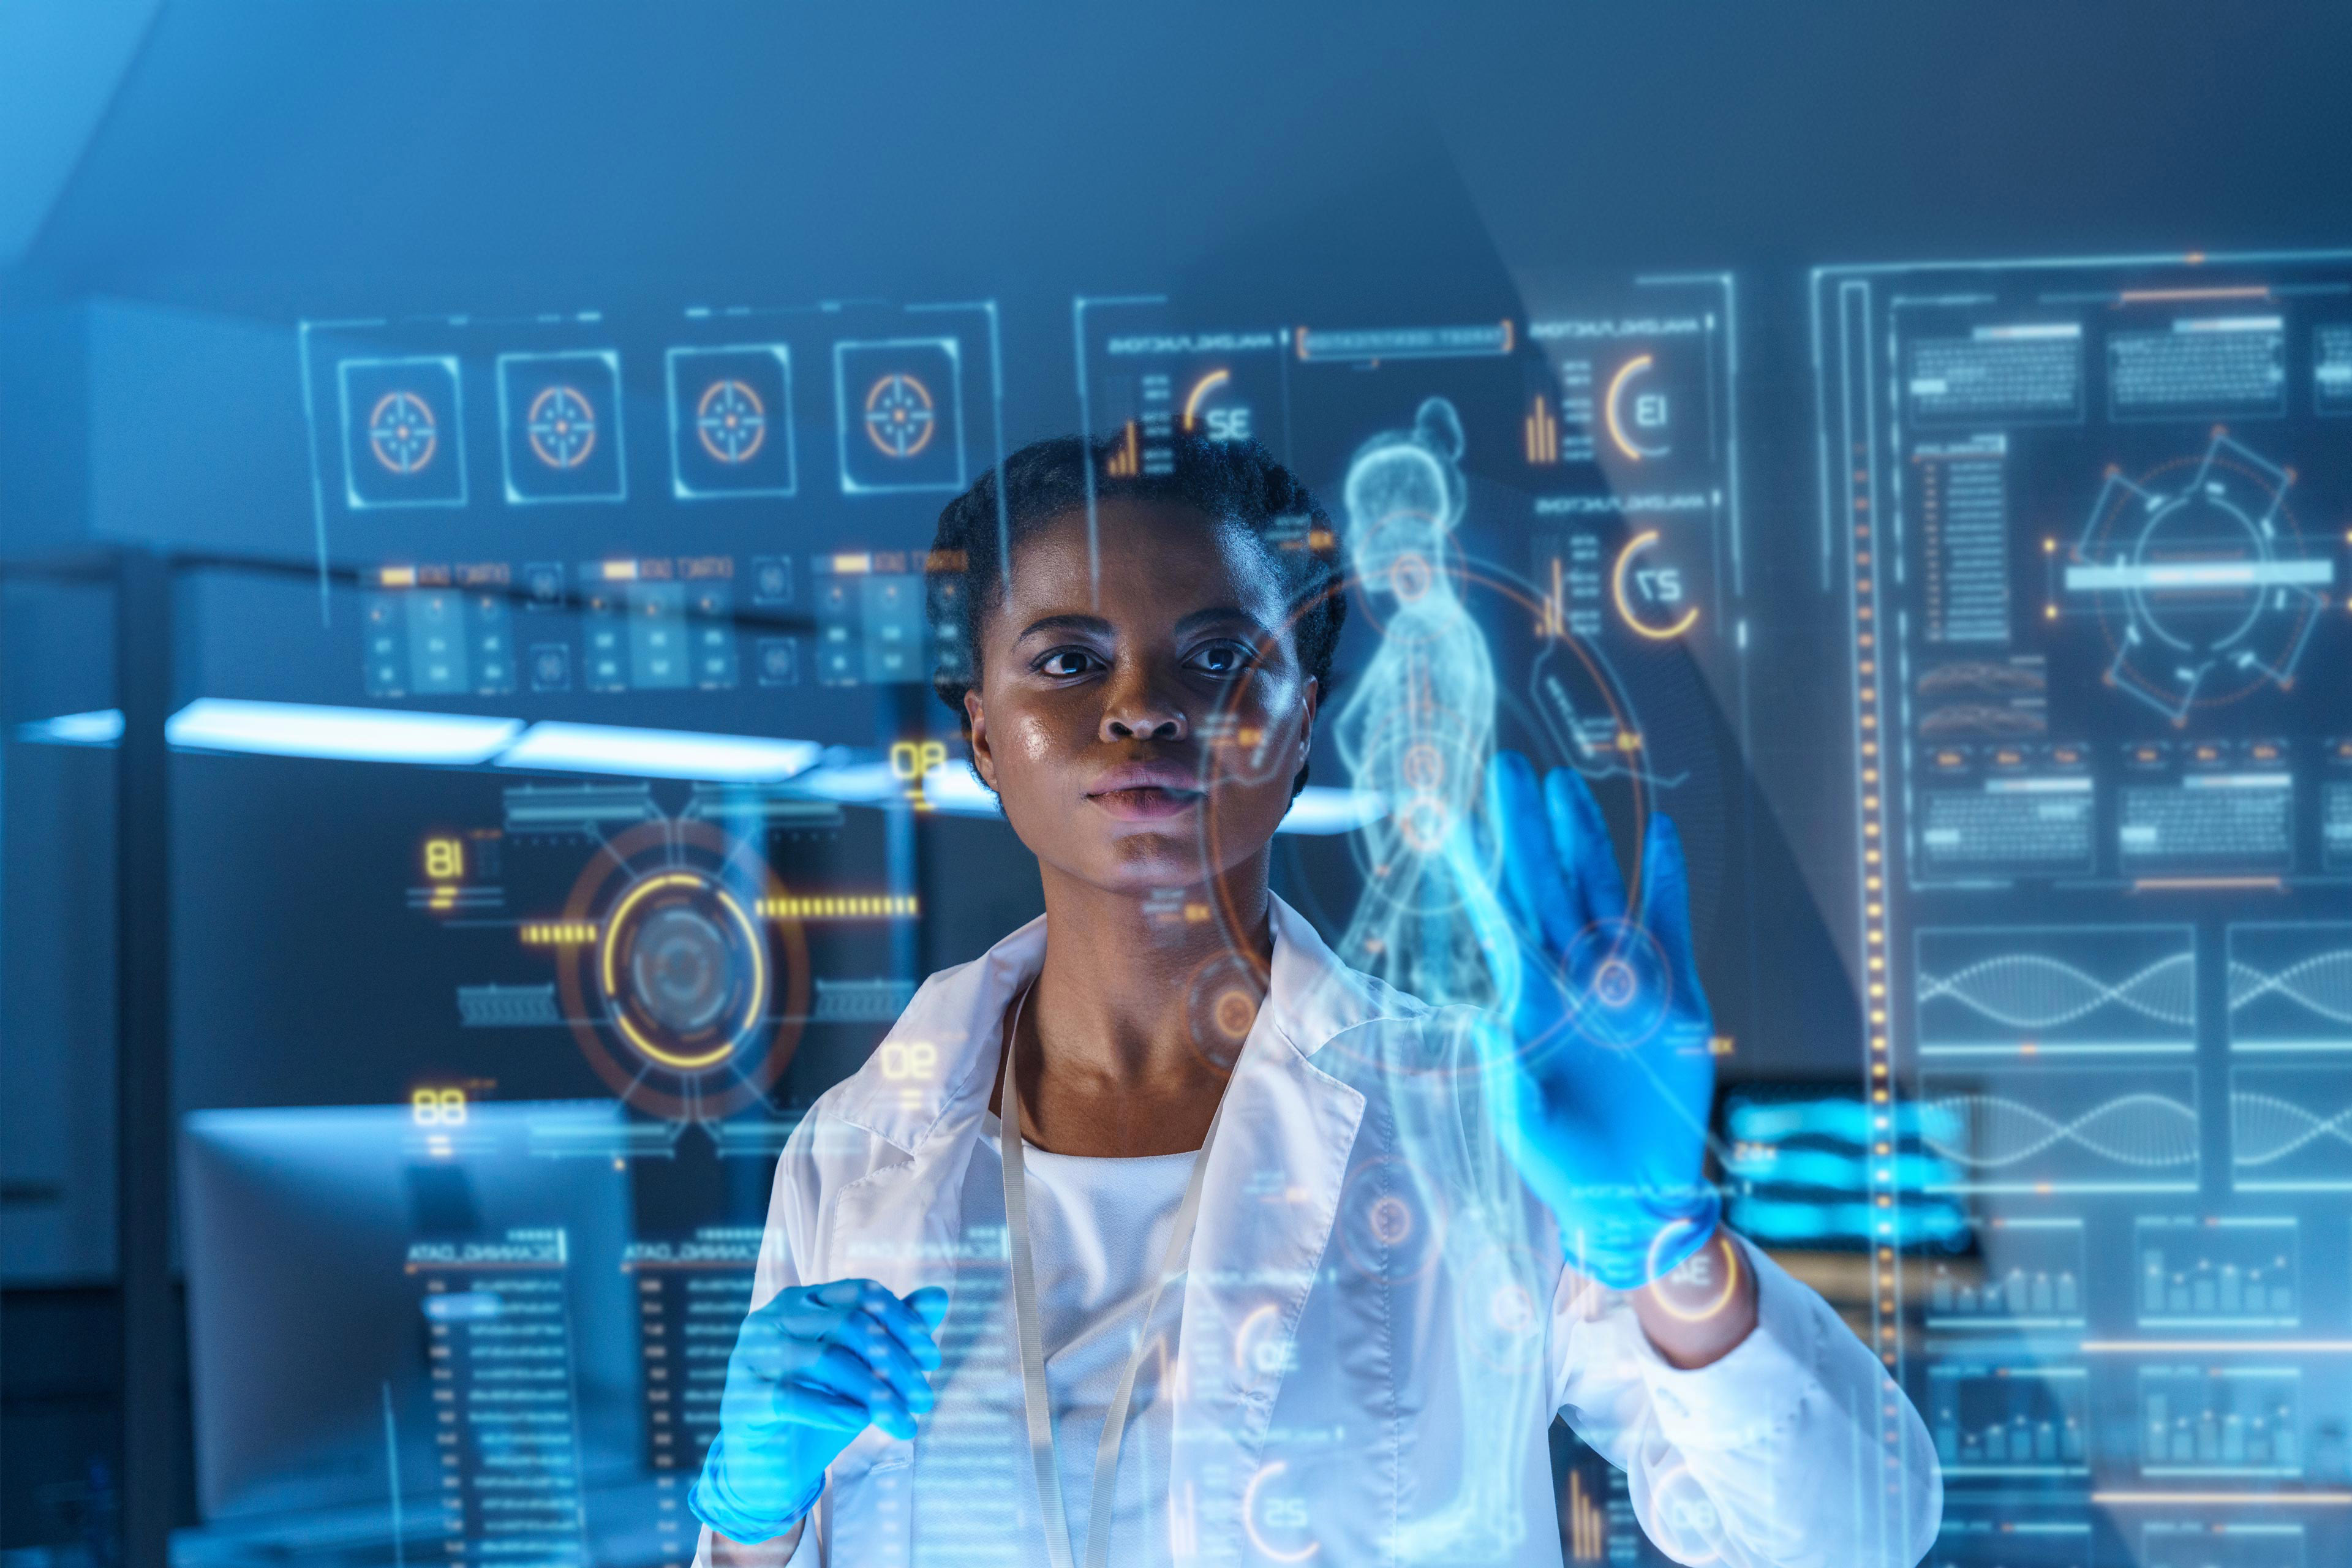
496 722 821 782
14 709 124 745
30 706 1370 832
165 699 521 764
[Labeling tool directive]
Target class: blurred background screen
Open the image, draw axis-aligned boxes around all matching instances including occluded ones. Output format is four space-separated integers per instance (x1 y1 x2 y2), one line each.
4 5 2350 1567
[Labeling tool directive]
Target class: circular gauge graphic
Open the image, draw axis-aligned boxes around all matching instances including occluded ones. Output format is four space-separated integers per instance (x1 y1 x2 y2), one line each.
863 372 937 458
368 390 439 474
695 378 767 464
1335 1155 1447 1285
551 821 810 1121
1611 529 1700 640
1604 353 1672 461
1180 367 1256 443
1185 950 1266 1072
2070 434 2322 721
526 384 599 469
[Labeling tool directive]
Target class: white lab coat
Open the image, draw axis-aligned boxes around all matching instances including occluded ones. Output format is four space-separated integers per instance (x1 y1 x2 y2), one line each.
699 897 1942 1567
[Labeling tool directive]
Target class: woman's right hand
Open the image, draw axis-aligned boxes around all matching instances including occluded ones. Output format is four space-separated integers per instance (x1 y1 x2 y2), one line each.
690 1278 950 1544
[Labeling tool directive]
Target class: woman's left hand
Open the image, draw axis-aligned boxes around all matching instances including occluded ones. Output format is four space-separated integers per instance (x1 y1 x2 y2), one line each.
1476 750 1719 1291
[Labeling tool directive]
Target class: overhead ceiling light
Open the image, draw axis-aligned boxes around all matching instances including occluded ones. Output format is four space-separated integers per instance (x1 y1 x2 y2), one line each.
165 699 522 764
497 722 821 782
15 709 124 746
914 764 1000 817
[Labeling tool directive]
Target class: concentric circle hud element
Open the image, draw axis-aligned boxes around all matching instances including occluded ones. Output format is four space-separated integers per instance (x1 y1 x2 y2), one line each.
696 381 766 464
549 818 809 1121
832 337 965 494
337 355 467 507
665 344 797 498
497 349 626 503
2064 432 2323 722
524 384 598 469
862 371 935 458
368 391 438 473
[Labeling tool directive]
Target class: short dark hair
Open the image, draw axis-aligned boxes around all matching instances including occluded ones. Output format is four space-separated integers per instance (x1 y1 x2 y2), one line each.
928 432 1344 796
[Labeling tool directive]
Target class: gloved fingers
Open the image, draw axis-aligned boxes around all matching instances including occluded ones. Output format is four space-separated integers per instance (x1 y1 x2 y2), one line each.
804 1343 919 1439
852 1281 944 1369
796 1277 879 1327
840 1308 938 1409
903 1285 951 1335
1544 767 1626 928
780 1387 875 1436
1637 812 1706 1015
758 1379 872 1437
1487 750 1579 955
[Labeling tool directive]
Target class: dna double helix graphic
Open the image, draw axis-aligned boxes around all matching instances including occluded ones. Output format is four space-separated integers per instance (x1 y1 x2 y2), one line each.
2228 948 2352 1028
1925 1091 2200 1170
1918 951 2196 1031
2231 1092 2352 1168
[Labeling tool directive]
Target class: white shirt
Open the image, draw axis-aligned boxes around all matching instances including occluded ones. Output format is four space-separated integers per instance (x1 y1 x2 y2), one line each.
703 897 1943 1568
908 1114 1190 1567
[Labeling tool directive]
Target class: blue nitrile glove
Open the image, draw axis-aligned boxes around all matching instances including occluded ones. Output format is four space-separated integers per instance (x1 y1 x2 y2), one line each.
690 1280 950 1544
1475 752 1720 1291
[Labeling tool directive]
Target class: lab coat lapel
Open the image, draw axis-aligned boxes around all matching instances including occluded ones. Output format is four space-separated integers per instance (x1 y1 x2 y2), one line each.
820 914 1045 1297
1170 900 1370 1555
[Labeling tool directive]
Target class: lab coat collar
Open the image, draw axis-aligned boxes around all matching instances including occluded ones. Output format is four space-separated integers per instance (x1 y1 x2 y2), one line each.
813 894 1379 1553
823 893 1401 1156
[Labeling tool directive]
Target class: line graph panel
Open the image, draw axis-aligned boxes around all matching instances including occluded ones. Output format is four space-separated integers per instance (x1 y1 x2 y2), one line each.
1921 1065 2201 1194
2228 924 2352 1054
2231 1065 2352 1191
1917 925 2198 1057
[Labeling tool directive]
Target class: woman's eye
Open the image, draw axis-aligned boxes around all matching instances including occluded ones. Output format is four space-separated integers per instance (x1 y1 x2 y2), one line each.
1036 649 1098 678
1187 642 1257 676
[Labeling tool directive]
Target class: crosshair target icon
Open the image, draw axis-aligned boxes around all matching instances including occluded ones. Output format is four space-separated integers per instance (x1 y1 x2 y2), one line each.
368 391 438 474
526 385 598 469
695 379 766 464
863 372 937 458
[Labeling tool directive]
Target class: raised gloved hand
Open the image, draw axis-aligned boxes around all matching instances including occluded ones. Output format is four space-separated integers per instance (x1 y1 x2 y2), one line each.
1475 752 1719 1291
690 1279 950 1544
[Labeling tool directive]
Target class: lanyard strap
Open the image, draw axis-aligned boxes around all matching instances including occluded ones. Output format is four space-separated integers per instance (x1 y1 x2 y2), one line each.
998 983 1227 1568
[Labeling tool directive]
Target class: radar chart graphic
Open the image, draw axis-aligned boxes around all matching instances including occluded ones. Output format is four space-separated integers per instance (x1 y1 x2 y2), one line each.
526 384 599 469
2065 434 2329 722
368 391 439 473
548 819 810 1122
863 372 937 458
695 379 767 464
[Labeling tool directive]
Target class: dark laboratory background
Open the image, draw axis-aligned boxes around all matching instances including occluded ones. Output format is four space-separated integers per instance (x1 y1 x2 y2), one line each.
5 5 2351 1568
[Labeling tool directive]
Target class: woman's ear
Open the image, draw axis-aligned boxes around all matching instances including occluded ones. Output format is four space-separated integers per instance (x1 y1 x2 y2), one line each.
963 689 998 791
1297 675 1319 762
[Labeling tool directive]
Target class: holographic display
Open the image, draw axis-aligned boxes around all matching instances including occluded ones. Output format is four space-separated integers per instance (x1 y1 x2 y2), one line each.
1816 249 2352 1568
300 298 1005 701
1061 273 1763 1567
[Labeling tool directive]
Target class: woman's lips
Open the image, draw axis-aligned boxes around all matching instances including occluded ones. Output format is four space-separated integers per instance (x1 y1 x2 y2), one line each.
1087 784 1204 821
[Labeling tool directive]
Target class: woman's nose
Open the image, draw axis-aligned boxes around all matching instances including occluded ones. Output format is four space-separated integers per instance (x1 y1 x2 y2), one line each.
1101 666 1188 742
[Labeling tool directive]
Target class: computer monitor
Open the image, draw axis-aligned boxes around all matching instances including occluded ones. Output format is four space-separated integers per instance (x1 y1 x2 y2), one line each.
178 1101 641 1533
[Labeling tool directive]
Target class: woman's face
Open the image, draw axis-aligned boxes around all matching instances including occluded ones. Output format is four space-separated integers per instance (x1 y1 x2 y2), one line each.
965 499 1318 897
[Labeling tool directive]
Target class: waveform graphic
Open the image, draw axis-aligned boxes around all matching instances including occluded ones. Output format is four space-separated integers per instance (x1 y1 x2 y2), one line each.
2231 1093 2352 1168
1918 952 2196 1031
1927 1092 2199 1170
2229 951 2352 1027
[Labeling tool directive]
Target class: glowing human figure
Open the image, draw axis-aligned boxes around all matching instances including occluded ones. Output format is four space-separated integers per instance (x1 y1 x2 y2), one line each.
1327 399 1542 1562
1332 397 1502 1009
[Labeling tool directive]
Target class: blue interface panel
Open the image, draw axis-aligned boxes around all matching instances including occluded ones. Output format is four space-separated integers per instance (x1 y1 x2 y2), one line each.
1815 252 2352 1568
299 300 1000 706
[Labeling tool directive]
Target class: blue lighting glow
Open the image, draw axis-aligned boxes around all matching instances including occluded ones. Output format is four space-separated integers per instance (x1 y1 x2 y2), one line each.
164 699 522 765
495 722 823 782
13 708 125 746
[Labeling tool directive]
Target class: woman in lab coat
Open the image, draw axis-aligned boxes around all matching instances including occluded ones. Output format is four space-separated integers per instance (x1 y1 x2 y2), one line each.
690 435 1942 1568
